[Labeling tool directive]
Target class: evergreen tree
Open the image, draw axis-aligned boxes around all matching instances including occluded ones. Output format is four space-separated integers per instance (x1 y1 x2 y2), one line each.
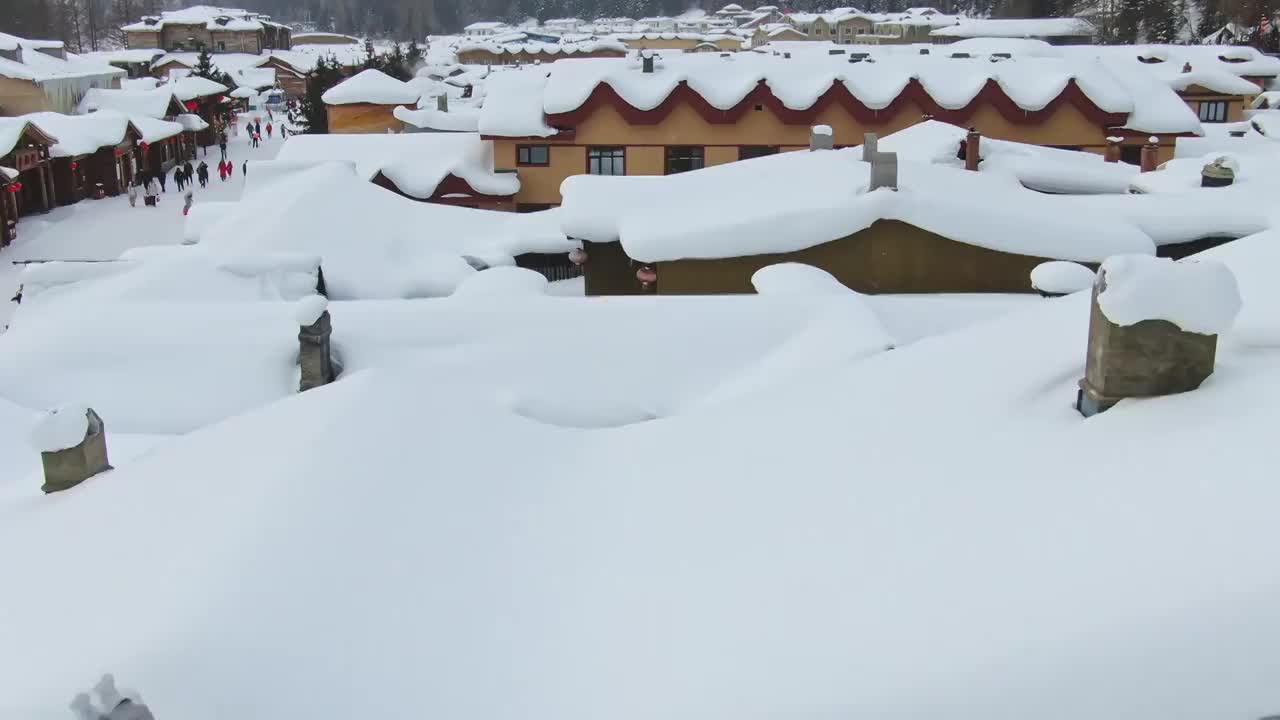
300 54 344 134
406 38 423 68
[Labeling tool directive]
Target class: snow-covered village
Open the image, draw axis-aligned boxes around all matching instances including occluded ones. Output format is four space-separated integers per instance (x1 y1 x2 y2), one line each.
2 0 1280 717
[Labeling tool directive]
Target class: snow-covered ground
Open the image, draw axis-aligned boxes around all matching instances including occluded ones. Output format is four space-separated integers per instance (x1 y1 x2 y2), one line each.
0 113 286 327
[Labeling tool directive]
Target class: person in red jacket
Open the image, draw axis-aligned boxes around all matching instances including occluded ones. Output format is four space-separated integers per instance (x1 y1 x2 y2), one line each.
266 122 273 139
218 161 227 182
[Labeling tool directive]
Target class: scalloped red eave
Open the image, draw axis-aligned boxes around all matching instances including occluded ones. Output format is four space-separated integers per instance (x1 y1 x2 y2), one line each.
543 78 1131 128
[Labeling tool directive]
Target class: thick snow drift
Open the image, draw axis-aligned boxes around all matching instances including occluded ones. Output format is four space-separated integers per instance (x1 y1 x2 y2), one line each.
28 403 89 452
1096 255 1242 334
1030 260 1096 295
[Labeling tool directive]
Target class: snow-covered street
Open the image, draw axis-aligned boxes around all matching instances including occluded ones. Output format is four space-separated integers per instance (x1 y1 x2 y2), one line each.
0 117 285 327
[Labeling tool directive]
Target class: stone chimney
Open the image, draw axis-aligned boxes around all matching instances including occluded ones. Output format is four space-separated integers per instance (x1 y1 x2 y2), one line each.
297 297 341 392
964 127 981 171
865 132 898 191
436 93 448 112
1104 136 1122 163
1140 136 1159 172
810 125 833 151
37 407 111 494
1201 156 1236 187
1075 257 1239 417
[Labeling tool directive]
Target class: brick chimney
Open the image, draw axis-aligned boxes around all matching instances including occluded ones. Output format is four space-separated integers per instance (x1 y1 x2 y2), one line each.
1075 257 1238 417
1104 136 1122 163
37 407 112 494
964 127 980 171
297 297 341 392
1140 136 1159 172
810 125 833 151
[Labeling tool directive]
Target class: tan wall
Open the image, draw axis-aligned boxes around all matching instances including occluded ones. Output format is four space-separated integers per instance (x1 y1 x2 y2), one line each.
127 26 263 52
494 95 1180 205
126 31 161 49
652 219 1058 295
620 36 739 51
1180 93 1247 123
326 103 404 134
0 77 53 115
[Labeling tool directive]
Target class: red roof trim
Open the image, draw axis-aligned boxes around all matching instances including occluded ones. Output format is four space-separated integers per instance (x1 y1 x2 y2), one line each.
544 78 1130 128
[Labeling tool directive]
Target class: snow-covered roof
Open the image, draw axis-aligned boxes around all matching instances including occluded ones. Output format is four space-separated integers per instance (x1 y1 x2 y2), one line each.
151 51 268 75
170 75 229 101
80 48 167 65
121 4 288 32
0 118 53 157
1061 44 1280 81
179 160 566 299
0 33 125 83
559 145 1154 263
125 114 186 143
879 120 1139 195
321 68 420 106
476 68 557 137
465 21 509 31
77 86 177 118
394 103 481 132
6 210 1280 720
481 52 1201 137
22 111 137 157
275 133 517 200
930 17 1097 39
457 38 627 56
229 66 276 90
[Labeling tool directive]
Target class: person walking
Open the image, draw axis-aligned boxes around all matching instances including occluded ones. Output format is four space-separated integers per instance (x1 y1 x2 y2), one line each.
174 165 185 192
281 126 289 140
219 135 228 161
127 179 138 208
183 159 193 183
157 170 166 193
183 187 194 216
242 160 247 177
266 122 273 139
218 161 227 182
197 161 209 188
143 175 158 206
254 120 262 137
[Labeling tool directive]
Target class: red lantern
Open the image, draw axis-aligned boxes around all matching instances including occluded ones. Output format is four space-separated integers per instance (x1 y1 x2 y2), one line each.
636 265 657 286
569 248 588 266
140 141 150 151
70 161 78 170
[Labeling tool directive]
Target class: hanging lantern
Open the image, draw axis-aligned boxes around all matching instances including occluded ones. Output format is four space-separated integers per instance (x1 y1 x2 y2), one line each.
569 248 588 266
636 265 657 286
70 161 78 170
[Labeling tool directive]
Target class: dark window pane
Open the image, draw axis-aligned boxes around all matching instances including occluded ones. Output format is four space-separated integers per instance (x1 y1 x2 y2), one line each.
518 145 549 166
739 145 778 160
665 146 704 174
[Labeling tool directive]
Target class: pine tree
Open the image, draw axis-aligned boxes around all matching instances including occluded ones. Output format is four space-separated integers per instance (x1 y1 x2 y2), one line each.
300 54 344 134
406 38 423 68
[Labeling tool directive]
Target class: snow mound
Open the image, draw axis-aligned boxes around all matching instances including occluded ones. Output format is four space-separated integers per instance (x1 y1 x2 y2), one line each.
1030 261 1096 295
29 404 89 452
321 69 419 106
293 295 328 326
1097 255 1242 334
452 267 549 298
752 263 850 295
